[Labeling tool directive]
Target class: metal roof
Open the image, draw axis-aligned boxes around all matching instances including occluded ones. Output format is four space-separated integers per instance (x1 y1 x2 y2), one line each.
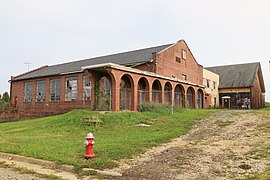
12 44 172 81
206 62 260 89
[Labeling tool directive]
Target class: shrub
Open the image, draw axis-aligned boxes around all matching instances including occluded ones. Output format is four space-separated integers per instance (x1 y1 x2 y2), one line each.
139 103 171 114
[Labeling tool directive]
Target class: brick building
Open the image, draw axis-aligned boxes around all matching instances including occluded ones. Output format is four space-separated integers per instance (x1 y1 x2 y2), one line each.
203 68 219 108
10 40 206 115
206 62 265 109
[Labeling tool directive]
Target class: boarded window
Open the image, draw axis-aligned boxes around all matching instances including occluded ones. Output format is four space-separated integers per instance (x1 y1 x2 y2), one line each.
50 79 60 101
213 81 216 89
206 79 210 88
182 49 187 60
36 80 46 102
24 82 32 102
176 56 181 63
83 75 91 100
65 77 78 101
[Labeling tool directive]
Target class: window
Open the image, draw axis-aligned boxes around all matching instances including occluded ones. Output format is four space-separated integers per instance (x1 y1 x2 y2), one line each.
50 79 60 101
213 81 216 89
65 77 78 101
182 49 187 60
83 75 91 100
36 80 46 102
206 79 210 88
182 74 187 80
24 82 32 102
176 56 181 63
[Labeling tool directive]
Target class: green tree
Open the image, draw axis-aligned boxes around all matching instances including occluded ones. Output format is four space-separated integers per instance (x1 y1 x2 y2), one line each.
2 92 9 102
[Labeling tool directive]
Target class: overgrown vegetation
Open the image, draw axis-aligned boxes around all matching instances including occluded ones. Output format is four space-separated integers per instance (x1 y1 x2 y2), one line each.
139 103 171 114
0 92 9 110
0 107 214 170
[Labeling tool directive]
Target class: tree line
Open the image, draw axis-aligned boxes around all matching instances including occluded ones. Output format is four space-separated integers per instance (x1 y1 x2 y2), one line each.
0 92 10 110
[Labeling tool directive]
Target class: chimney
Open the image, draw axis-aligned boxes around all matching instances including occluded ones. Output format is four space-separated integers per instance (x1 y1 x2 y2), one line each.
152 52 157 62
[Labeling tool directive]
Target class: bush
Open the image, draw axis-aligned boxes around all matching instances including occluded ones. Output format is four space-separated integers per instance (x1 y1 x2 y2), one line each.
139 103 171 114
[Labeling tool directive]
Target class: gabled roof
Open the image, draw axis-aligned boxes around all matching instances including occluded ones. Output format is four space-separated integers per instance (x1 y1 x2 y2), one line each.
12 44 172 81
206 62 265 92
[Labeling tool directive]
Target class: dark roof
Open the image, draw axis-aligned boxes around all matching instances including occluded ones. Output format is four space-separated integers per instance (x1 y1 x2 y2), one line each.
206 62 261 89
13 44 172 81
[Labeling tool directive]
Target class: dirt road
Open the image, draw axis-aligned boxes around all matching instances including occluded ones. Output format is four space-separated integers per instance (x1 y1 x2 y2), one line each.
107 110 270 180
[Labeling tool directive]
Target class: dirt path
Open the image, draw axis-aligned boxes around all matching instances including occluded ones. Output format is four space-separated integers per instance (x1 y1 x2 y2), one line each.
106 110 270 180
0 167 46 180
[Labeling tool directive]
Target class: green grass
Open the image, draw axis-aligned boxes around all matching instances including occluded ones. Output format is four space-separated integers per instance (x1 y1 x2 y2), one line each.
0 108 214 170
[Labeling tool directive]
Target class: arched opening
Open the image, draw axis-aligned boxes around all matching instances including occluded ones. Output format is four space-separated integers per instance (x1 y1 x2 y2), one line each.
164 82 172 105
98 76 112 111
187 87 195 108
152 80 162 104
120 75 133 110
197 89 203 109
138 77 149 108
174 84 185 108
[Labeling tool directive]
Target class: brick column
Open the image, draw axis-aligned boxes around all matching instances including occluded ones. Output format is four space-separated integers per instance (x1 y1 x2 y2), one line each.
88 71 95 110
45 78 50 103
112 77 120 111
133 79 138 111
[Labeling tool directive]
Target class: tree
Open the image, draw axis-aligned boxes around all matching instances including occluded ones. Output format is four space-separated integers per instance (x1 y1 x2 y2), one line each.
2 92 9 102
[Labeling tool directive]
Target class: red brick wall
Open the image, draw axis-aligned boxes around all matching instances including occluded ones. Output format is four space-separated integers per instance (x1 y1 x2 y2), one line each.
10 40 206 115
155 40 203 85
136 40 203 86
10 72 92 115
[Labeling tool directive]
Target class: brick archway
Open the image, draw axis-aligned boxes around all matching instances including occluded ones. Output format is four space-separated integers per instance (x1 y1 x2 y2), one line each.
152 80 162 104
164 82 172 105
197 89 203 109
137 77 149 109
120 74 134 110
175 84 185 108
187 86 195 108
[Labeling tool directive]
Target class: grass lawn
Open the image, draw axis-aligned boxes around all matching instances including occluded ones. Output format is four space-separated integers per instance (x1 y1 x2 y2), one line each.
0 108 214 170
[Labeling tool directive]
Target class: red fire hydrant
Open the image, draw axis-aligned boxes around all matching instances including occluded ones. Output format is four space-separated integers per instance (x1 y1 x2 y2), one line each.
84 132 95 159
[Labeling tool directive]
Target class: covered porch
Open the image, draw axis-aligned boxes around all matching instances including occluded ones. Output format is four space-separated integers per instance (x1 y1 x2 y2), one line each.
82 63 205 111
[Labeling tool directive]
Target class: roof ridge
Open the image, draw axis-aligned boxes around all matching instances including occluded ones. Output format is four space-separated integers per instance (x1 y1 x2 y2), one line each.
206 62 260 68
11 65 48 79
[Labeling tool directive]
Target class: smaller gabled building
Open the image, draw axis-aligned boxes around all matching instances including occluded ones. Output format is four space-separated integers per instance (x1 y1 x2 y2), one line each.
206 62 265 109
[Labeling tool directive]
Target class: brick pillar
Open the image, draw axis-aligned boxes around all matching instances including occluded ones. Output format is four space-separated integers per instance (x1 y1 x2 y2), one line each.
112 77 120 111
161 83 164 104
32 80 36 105
60 76 66 102
194 88 198 109
77 74 83 102
45 78 50 103
149 80 152 103
88 71 95 110
171 87 175 107
133 80 138 111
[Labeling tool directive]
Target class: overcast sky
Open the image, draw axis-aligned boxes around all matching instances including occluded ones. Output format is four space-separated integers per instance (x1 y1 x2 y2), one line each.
0 0 269 101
